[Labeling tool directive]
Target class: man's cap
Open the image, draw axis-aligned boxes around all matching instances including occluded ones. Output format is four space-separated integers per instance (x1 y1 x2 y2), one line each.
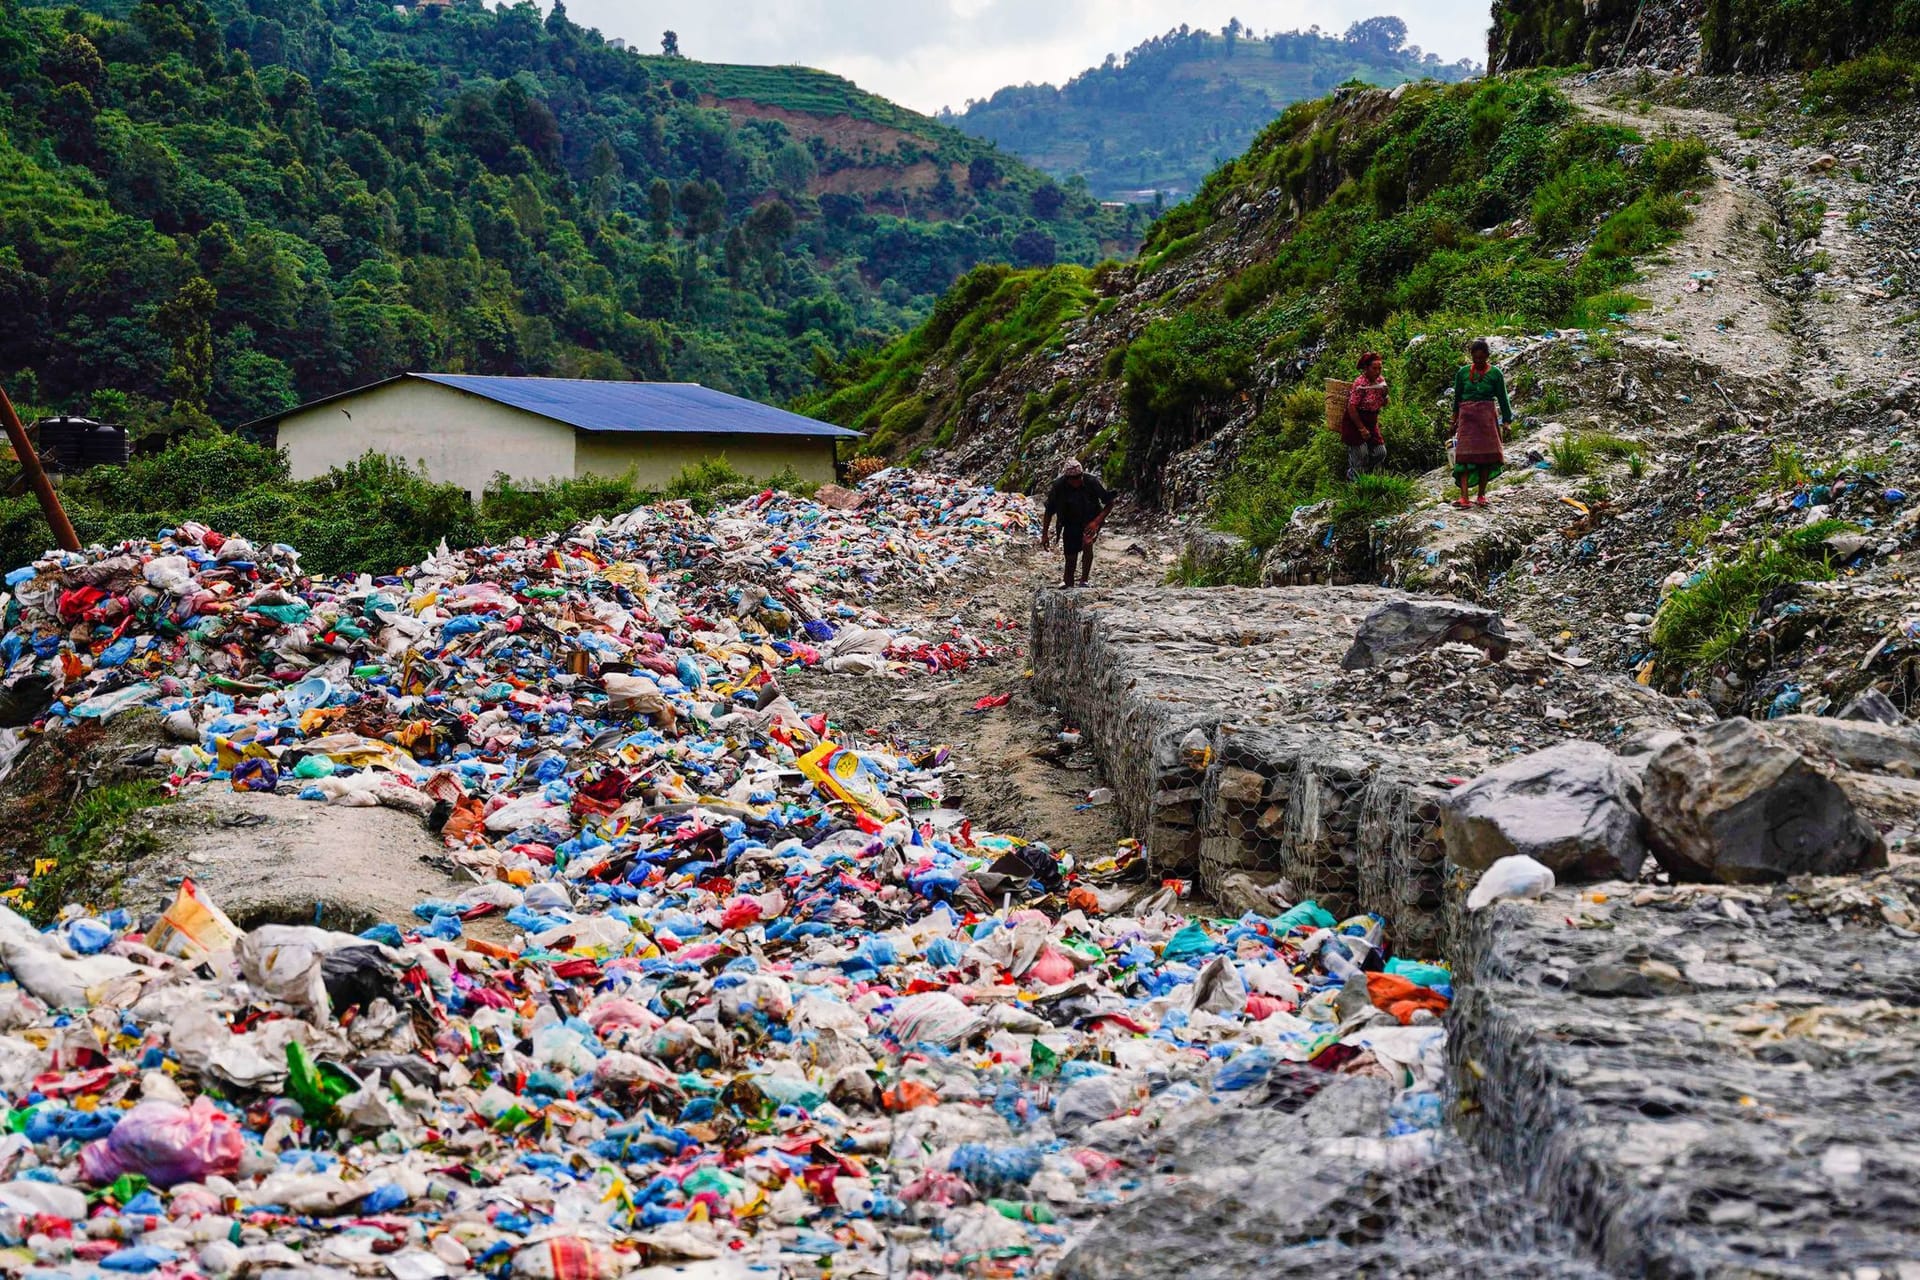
1063 458 1085 476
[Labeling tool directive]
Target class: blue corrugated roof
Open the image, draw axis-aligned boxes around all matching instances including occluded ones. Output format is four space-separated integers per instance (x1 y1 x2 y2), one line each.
413 375 861 439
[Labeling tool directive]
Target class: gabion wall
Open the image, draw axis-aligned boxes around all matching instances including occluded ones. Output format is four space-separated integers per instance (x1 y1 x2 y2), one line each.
1032 585 1449 955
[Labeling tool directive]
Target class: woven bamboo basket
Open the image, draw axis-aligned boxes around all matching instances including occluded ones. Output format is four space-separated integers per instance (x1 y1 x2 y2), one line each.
1324 379 1353 433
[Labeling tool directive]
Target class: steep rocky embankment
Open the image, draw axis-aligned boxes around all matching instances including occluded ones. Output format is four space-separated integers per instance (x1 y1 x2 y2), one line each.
1330 72 1919 721
804 73 1709 506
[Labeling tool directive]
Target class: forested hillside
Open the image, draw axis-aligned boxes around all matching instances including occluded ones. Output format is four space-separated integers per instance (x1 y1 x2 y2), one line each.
0 0 1132 437
943 19 1476 202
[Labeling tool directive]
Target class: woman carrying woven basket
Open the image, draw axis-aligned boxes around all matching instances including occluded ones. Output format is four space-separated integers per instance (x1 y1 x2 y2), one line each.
1449 338 1513 509
1341 351 1389 480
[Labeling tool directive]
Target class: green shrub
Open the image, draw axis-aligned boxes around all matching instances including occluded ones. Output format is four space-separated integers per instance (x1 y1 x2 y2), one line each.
1589 192 1692 262
1804 52 1920 113
1532 161 1631 243
1331 472 1419 528
1122 311 1258 500
1645 137 1711 194
665 456 749 501
1652 521 1851 668
1771 444 1811 488
0 432 811 578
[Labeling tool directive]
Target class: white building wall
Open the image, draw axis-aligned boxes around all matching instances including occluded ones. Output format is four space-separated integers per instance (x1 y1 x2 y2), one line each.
276 379 577 495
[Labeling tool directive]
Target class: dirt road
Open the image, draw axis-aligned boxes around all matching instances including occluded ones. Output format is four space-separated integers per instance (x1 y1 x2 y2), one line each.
787 501 1181 860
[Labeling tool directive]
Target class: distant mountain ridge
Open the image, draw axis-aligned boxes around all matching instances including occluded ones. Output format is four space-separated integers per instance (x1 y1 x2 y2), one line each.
943 19 1478 202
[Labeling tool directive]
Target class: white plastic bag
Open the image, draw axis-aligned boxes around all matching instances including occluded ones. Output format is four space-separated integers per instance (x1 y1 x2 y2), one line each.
886 992 986 1048
0 904 139 1008
1467 855 1556 912
235 925 368 1019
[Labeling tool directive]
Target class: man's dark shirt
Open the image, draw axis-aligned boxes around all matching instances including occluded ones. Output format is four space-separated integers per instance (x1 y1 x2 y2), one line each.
1044 475 1115 532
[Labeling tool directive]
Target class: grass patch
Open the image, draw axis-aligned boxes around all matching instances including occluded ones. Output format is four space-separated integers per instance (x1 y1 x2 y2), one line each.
1563 291 1649 329
1584 432 1642 459
1168 544 1260 587
1771 444 1811 488
25 781 171 924
1790 196 1829 245
1548 434 1596 475
1652 521 1852 669
1330 473 1420 530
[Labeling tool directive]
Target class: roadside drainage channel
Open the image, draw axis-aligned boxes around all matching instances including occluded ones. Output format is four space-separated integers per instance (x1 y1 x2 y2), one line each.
1031 584 1920 1275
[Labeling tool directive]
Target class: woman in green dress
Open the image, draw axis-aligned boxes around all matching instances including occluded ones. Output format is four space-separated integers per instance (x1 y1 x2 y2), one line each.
1450 339 1513 509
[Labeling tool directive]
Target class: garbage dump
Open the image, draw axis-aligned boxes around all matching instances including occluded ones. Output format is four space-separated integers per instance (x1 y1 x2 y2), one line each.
0 470 1451 1277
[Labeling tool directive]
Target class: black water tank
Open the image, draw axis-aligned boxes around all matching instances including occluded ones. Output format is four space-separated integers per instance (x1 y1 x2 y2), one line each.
78 420 128 468
32 417 126 473
35 416 86 472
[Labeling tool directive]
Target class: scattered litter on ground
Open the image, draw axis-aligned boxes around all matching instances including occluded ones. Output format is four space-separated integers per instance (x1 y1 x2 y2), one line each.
0 471 1449 1276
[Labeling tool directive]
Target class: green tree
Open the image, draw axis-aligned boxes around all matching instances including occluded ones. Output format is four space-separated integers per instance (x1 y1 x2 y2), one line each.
770 142 816 194
47 32 104 95
46 83 98 162
154 277 218 416
745 199 797 252
456 303 521 374
211 344 297 425
629 255 679 319
647 177 674 237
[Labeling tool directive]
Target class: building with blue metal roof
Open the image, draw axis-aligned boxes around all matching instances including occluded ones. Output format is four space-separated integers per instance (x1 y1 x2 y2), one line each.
254 374 860 497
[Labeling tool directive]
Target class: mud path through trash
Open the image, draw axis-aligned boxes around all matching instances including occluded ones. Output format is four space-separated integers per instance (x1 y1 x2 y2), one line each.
1570 85 1796 380
1575 71 1919 395
787 505 1182 861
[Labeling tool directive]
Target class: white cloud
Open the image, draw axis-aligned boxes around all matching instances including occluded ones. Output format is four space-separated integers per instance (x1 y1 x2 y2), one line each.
560 1 1492 114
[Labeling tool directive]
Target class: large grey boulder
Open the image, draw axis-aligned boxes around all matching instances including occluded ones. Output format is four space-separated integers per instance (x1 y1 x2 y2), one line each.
1341 598 1510 669
1441 740 1648 882
1641 718 1887 884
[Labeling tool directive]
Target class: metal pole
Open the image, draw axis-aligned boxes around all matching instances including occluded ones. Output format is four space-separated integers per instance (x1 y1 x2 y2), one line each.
0 386 81 553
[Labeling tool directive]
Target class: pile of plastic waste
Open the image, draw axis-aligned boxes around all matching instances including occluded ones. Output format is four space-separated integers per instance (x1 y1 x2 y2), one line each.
0 471 1450 1277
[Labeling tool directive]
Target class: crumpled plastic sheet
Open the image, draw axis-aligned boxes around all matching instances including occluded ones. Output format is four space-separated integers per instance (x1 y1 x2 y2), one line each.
0 470 1450 1277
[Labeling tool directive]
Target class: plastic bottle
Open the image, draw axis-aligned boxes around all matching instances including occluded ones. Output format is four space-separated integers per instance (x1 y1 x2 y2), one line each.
510 1237 625 1280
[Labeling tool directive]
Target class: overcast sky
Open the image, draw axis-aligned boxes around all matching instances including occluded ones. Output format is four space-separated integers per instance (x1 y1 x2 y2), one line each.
558 2 1493 115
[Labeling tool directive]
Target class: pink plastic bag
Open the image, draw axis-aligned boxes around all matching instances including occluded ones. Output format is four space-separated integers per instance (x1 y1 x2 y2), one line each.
79 1097 244 1187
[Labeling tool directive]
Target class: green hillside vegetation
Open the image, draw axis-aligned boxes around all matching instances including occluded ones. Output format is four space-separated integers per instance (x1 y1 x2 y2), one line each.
0 0 1131 447
658 60 942 133
944 19 1477 200
801 262 1105 456
811 75 1710 536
